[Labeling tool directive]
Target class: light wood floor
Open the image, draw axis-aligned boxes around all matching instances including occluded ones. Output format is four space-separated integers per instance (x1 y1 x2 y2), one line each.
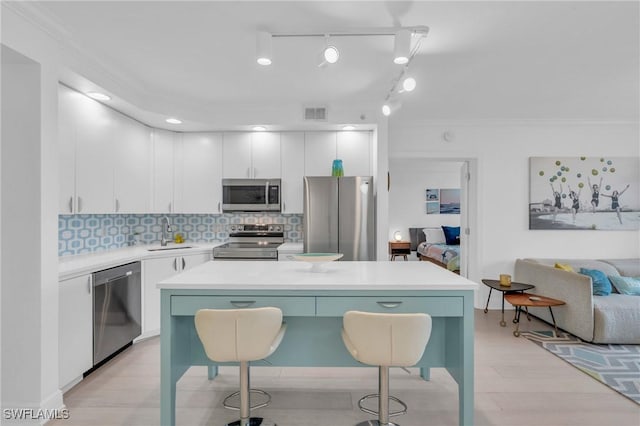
51 310 640 426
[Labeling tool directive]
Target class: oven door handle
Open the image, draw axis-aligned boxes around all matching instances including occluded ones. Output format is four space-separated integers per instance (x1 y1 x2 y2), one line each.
230 300 256 308
265 181 269 206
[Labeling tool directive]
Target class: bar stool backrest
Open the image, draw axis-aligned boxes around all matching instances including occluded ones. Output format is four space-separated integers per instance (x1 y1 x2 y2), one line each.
342 311 432 367
195 307 284 362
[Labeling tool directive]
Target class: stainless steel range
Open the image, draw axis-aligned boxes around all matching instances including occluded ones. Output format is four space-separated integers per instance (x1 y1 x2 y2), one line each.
213 224 284 260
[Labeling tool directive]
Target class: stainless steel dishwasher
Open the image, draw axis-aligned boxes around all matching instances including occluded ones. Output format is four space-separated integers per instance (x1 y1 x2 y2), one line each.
92 262 142 366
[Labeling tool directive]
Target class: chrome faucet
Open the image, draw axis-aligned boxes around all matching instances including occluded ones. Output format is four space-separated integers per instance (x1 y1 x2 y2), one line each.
161 216 173 246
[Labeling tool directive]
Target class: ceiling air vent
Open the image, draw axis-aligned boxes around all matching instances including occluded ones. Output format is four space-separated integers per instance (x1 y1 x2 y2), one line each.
304 106 328 121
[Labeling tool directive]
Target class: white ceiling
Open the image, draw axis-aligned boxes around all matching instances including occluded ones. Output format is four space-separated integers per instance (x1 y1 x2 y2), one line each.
26 1 640 130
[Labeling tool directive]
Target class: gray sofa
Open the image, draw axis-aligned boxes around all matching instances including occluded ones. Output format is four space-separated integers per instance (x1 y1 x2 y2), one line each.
514 258 640 344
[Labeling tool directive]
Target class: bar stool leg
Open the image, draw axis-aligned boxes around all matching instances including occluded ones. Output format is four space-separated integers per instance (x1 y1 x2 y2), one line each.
379 366 389 425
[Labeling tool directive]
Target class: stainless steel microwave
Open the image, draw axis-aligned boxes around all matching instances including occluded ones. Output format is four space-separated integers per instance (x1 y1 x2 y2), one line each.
222 179 281 212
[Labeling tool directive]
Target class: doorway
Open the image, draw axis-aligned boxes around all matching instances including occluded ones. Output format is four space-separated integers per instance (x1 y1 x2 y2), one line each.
388 157 477 280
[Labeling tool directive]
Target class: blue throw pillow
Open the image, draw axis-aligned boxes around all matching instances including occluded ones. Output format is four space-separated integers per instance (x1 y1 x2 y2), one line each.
441 226 460 245
579 268 612 296
608 276 640 296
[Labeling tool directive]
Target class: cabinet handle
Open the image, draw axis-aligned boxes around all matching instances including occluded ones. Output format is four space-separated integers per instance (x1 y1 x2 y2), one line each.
182 257 186 270
68 196 73 213
173 258 178 271
88 275 92 294
168 202 172 213
283 202 286 213
246 167 251 178
77 196 83 212
115 198 120 212
377 301 403 309
218 202 221 213
230 301 256 308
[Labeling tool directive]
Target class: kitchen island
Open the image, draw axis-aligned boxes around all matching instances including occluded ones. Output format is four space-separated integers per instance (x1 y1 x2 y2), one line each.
158 260 478 426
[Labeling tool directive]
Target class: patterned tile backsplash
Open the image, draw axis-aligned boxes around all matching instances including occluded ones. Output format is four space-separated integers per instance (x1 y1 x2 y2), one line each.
58 213 303 257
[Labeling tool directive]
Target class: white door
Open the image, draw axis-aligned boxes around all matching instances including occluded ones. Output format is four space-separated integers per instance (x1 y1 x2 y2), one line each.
152 129 176 213
252 132 281 178
75 97 115 213
304 131 336 176
58 85 78 214
178 133 222 213
337 131 371 177
222 132 252 178
59 274 93 389
142 257 180 336
281 132 305 213
113 114 151 213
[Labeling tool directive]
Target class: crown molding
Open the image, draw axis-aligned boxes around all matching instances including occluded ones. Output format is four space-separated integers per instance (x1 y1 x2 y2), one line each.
391 118 639 127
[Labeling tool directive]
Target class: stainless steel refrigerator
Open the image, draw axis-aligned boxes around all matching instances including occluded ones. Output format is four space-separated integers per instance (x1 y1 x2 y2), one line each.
303 176 375 260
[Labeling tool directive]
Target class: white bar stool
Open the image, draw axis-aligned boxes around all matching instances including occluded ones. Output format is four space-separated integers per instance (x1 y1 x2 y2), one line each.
194 307 287 426
342 311 432 426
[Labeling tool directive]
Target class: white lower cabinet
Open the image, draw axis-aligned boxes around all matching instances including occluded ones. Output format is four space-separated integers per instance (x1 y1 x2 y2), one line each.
59 274 93 390
142 252 211 337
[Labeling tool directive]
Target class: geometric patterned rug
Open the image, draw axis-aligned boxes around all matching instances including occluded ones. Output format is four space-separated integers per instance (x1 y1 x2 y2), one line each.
521 330 640 405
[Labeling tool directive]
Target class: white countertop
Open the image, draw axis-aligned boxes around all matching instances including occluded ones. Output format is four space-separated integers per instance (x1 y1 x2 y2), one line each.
158 260 478 291
58 243 223 280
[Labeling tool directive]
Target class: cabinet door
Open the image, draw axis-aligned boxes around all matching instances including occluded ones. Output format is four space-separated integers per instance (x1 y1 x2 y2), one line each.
304 131 336 176
181 252 211 271
58 85 79 214
281 132 305 213
252 132 281 178
142 257 180 336
59 274 93 389
337 131 371 177
222 132 252 178
114 114 151 213
75 97 115 213
152 129 176 213
177 133 222 213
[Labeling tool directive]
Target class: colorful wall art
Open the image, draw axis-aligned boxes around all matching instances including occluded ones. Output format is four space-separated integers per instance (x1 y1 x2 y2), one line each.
426 188 461 214
529 157 639 230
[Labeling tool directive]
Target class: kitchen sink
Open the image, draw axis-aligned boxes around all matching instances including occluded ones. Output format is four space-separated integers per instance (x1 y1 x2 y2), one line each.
147 246 193 251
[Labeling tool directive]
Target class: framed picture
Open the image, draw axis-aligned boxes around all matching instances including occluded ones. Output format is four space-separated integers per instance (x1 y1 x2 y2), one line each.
426 202 440 214
440 189 461 214
529 156 639 230
426 188 461 214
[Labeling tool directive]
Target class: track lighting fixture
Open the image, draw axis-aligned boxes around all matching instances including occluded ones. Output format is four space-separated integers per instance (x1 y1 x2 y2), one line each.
318 36 339 67
393 29 411 65
256 31 273 66
382 100 402 117
401 76 417 92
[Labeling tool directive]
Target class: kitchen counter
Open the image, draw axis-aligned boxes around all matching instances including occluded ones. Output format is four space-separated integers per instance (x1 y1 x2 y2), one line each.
58 243 223 280
158 259 477 290
159 260 477 426
276 242 303 252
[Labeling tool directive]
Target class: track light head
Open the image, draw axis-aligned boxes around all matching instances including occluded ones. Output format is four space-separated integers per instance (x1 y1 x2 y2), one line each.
382 100 402 116
394 29 411 65
256 31 273 66
401 76 416 92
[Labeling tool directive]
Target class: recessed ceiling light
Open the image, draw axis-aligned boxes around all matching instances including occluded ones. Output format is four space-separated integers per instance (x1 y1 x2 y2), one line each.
165 118 182 124
342 125 355 131
253 126 267 131
86 92 111 101
402 77 417 92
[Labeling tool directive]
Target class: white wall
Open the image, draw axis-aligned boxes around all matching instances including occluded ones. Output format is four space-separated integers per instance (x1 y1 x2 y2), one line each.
388 159 462 241
1 4 63 418
390 121 640 308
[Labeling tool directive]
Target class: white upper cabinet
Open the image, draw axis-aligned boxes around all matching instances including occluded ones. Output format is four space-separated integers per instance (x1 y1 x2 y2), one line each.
58 85 78 214
152 129 176 213
113 114 151 213
251 132 281 178
337 131 371 177
223 132 281 179
175 133 223 213
222 132 252 178
74 95 115 213
280 132 305 214
304 131 337 176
